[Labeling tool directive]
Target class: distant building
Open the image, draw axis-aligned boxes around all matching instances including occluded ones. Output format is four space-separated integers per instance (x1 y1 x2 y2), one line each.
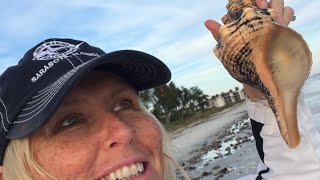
229 88 246 103
233 91 241 101
215 96 226 107
209 95 226 108
209 87 245 108
221 92 233 104
239 89 245 99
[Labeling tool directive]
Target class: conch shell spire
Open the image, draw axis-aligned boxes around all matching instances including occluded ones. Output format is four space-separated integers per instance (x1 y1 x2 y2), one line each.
214 0 312 148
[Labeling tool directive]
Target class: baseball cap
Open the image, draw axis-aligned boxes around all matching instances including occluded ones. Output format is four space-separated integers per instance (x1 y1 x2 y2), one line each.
0 38 171 164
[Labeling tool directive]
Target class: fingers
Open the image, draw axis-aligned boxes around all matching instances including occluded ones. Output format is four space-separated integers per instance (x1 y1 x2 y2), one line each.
269 0 295 26
282 6 294 26
269 0 285 25
204 20 222 42
204 0 295 43
256 0 268 9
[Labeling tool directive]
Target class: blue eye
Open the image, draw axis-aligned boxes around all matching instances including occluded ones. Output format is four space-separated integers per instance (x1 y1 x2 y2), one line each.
113 100 132 112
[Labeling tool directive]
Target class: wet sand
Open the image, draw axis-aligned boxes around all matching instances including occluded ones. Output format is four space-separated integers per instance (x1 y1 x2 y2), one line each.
171 102 260 179
170 74 320 179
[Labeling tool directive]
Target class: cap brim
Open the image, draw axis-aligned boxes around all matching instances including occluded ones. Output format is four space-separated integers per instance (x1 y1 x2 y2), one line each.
7 50 171 138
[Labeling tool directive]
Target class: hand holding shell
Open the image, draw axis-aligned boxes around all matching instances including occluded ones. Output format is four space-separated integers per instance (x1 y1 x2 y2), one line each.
214 0 312 148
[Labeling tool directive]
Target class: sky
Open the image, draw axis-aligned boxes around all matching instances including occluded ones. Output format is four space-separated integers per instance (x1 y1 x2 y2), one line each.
1 0 319 96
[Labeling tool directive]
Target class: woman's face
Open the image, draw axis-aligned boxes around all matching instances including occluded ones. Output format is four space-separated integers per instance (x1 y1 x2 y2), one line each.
30 71 163 180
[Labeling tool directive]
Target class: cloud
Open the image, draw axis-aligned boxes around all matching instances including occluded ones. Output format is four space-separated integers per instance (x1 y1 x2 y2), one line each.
0 0 319 96
291 1 320 22
304 37 320 75
310 44 320 75
0 43 9 55
1 1 62 39
311 61 320 76
172 62 241 95
0 56 18 73
84 0 226 53
154 34 217 67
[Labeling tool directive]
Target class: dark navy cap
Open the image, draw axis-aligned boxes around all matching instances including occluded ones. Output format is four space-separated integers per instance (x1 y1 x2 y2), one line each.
0 38 171 164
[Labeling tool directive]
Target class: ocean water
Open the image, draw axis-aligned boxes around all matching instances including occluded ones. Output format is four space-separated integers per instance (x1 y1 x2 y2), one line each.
302 73 320 130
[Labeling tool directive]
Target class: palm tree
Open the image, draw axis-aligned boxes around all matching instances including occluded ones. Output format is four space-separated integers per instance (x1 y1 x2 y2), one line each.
139 89 153 109
190 86 209 112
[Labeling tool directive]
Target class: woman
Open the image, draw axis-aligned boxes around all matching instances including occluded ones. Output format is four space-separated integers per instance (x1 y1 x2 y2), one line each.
0 38 186 179
0 1 318 180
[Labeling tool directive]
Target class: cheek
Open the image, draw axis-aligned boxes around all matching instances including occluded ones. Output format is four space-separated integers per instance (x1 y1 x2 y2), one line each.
135 116 163 150
31 135 97 178
131 115 164 176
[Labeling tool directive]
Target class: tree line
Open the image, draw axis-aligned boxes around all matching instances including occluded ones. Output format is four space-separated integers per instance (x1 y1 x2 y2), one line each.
139 82 210 124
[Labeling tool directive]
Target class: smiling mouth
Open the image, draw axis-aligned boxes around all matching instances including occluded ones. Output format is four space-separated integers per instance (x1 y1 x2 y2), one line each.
99 162 145 180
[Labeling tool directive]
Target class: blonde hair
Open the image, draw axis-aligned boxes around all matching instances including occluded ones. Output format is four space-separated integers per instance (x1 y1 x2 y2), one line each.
142 105 191 180
1 103 190 180
2 138 55 180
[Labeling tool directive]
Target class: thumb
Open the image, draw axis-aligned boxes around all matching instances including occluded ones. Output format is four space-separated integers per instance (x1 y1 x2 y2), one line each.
256 0 268 9
204 20 222 42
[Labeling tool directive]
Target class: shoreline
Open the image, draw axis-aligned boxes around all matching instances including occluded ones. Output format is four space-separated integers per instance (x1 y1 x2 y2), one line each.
170 76 320 179
171 102 260 179
178 118 260 179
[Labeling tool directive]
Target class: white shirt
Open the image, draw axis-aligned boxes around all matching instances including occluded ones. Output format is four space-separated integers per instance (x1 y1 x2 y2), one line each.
238 96 320 180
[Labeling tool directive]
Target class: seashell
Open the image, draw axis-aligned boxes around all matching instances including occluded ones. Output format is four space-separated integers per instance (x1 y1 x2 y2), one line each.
214 0 312 148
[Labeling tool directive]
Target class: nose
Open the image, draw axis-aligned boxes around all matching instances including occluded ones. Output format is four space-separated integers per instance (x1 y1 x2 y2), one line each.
97 113 133 149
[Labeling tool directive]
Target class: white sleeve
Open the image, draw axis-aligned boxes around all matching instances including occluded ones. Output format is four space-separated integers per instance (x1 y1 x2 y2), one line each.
240 95 320 180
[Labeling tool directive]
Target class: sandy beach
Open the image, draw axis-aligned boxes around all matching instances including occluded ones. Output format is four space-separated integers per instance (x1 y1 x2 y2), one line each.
170 74 320 180
171 102 261 179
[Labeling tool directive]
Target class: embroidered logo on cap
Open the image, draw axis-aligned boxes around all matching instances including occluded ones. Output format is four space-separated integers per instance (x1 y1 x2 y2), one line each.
30 40 85 83
33 41 84 61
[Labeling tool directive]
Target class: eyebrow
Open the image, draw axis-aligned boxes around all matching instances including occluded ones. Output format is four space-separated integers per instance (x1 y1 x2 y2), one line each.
110 87 137 98
59 97 89 108
60 86 137 109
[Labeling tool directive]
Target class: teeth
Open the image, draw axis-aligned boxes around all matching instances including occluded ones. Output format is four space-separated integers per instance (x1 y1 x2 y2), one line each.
136 162 144 173
109 172 117 180
122 166 130 178
116 169 123 179
130 164 138 175
100 162 144 180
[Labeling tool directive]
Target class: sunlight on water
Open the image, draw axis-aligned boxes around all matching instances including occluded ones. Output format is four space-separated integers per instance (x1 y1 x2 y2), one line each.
201 139 238 164
199 118 254 168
